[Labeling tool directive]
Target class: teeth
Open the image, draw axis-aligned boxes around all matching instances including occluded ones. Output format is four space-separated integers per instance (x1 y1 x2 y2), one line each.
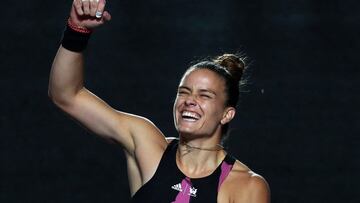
182 111 200 119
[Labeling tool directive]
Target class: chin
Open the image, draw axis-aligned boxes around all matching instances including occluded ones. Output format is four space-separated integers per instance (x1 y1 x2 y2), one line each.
176 126 195 136
177 128 207 139
175 119 206 138
177 126 194 135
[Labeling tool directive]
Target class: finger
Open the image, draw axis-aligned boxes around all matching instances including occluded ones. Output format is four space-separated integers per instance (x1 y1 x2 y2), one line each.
73 0 84 16
90 0 99 17
94 11 111 26
102 11 111 21
95 0 106 19
81 0 90 15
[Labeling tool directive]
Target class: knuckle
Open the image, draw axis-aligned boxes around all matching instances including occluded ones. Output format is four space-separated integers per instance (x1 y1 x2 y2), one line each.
75 4 82 9
98 4 105 10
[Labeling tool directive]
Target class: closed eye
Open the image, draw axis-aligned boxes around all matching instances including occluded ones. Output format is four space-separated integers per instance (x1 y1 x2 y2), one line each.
177 86 191 95
177 90 190 97
200 94 212 98
199 89 216 98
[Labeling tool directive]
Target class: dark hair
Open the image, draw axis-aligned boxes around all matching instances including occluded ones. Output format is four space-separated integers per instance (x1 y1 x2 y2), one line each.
187 53 246 108
185 53 246 135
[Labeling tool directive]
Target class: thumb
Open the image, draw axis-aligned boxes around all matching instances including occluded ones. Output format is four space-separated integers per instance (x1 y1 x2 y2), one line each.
102 11 112 22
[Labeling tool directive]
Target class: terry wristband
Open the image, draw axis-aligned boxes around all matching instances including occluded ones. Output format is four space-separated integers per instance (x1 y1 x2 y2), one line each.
61 18 92 52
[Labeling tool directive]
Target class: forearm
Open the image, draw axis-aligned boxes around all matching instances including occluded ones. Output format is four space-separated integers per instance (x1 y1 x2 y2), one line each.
49 0 110 106
48 46 85 105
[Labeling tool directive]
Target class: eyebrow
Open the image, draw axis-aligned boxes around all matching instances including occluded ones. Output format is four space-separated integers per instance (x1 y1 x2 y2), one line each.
178 86 217 96
199 89 217 96
178 86 190 91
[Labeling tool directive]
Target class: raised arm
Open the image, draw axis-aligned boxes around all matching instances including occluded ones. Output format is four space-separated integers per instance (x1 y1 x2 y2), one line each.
48 1 167 190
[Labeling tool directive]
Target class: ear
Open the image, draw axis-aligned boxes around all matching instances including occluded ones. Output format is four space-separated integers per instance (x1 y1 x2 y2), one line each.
220 107 236 125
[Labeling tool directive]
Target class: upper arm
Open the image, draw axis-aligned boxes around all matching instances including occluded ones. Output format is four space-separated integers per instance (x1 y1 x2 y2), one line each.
55 87 166 154
235 174 271 203
248 175 270 203
50 46 168 187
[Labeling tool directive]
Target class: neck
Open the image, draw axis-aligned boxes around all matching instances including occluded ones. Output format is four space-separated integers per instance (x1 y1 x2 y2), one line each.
180 139 224 151
176 136 226 178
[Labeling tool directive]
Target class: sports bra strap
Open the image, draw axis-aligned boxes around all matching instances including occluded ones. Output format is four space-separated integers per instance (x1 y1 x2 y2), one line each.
217 155 235 191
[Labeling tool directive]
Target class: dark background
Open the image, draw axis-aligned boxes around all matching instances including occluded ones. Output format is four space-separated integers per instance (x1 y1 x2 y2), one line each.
1 0 359 202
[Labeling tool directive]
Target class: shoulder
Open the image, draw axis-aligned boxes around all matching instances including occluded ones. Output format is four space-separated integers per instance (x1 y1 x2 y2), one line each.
119 113 167 173
114 113 167 149
219 160 270 203
123 114 168 160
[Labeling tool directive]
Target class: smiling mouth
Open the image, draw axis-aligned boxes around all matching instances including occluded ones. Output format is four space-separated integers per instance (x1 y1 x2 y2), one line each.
181 111 201 122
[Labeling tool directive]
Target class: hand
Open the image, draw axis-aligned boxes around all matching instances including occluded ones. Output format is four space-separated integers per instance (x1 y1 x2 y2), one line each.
70 0 111 29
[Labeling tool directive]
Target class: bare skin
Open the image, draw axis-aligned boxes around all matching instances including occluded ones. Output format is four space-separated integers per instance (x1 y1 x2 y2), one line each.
49 0 167 194
174 69 270 203
49 0 270 202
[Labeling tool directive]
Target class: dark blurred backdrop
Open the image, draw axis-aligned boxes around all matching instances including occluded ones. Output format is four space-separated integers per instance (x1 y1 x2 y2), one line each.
1 0 359 202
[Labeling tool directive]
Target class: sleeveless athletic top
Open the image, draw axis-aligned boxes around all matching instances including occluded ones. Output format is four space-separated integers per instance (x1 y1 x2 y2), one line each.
131 140 236 203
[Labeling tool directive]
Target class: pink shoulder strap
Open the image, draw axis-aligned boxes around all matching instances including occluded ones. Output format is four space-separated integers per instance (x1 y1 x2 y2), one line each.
217 159 234 191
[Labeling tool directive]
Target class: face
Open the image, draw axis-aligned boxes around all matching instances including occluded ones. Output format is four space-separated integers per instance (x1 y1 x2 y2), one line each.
173 68 235 138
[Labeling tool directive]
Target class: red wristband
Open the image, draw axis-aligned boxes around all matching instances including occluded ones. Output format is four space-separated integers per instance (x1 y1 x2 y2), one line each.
67 18 92 34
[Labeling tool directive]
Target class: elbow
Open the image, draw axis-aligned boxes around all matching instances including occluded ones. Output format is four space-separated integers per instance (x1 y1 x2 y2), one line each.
47 86 72 108
48 87 54 100
48 85 56 103
48 92 64 108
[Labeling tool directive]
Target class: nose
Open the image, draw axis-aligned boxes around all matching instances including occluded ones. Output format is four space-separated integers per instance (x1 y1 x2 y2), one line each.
184 94 197 106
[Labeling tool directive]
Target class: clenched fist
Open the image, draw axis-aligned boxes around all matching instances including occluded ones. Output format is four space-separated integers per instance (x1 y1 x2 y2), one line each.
70 0 111 30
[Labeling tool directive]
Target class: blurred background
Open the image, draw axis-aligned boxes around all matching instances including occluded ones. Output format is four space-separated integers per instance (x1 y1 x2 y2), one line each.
1 0 359 202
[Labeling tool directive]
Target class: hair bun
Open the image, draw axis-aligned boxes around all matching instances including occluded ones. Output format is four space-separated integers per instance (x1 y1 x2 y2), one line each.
214 53 245 82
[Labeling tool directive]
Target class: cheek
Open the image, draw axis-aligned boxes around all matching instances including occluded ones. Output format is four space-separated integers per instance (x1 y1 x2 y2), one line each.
204 102 225 119
173 97 180 109
173 97 182 116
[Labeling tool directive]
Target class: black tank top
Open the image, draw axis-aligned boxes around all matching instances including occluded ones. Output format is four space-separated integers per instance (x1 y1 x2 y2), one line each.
131 140 235 203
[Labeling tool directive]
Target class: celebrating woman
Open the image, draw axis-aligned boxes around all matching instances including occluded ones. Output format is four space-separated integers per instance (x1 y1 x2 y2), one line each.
48 0 270 202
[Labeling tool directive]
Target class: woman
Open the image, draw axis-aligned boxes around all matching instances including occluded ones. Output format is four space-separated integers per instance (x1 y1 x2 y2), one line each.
49 0 270 202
